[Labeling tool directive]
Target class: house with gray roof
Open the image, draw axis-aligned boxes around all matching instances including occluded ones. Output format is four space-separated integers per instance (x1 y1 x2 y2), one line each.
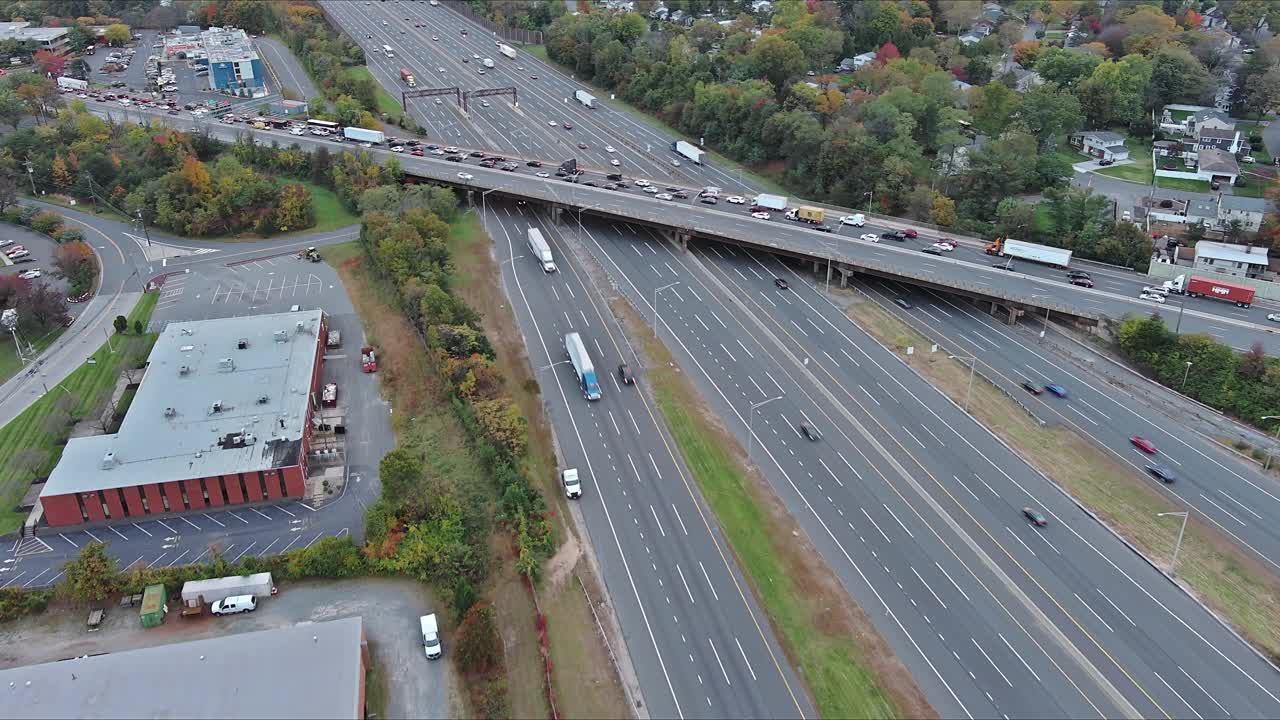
1193 240 1270 279
1218 194 1269 232
1069 131 1130 161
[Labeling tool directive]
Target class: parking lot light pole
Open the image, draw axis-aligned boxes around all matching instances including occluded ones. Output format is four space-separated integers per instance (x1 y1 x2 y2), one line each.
1156 511 1189 575
1261 416 1280 472
748 395 783 463
1181 361 1192 390
653 281 679 331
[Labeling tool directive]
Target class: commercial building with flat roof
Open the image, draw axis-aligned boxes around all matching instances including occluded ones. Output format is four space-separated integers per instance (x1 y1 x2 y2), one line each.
39 309 327 527
0 21 69 54
199 26 265 93
0 616 367 719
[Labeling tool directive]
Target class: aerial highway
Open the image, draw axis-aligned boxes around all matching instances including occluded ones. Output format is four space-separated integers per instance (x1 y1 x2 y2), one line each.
483 200 809 719
851 273 1280 577
557 205 1280 719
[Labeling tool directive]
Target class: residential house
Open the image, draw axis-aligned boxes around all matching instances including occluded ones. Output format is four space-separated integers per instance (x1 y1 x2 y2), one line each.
1187 198 1219 227
959 33 982 46
1187 108 1234 136
750 0 773 13
1218 195 1269 232
841 52 876 71
952 78 973 93
972 19 997 37
1069 131 1130 161
1200 5 1229 29
1196 148 1240 184
1193 240 1270 279
1197 127 1248 155
1009 66 1044 92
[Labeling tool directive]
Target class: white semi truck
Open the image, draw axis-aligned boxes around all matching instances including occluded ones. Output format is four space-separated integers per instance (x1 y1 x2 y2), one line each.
527 227 557 273
499 44 517 60
343 126 385 144
671 140 704 165
984 238 1072 268
565 332 602 401
751 194 788 212
574 89 596 108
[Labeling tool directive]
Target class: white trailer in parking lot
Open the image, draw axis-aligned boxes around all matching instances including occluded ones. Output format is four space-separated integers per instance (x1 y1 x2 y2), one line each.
181 572 274 608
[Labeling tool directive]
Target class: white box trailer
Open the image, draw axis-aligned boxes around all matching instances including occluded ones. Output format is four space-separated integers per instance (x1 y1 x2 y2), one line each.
574 90 596 108
343 126 385 144
499 44 517 60
181 572 274 606
671 140 704 165
1001 239 1072 268
527 227 557 272
57 76 88 91
751 194 787 212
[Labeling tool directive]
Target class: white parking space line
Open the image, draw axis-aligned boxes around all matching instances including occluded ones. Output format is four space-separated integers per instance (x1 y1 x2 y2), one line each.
304 531 325 548
180 516 202 530
227 512 250 524
83 529 102 543
108 526 128 540
60 533 79 548
249 507 273 520
202 513 226 528
166 549 190 567
155 520 177 534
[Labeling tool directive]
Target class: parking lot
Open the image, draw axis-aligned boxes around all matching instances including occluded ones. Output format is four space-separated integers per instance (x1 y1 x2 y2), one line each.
0 577 456 719
0 226 70 295
152 253 345 326
84 31 156 94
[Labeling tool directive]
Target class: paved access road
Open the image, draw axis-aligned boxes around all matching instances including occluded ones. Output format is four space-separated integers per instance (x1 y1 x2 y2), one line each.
482 200 809 719
0 204 385 595
852 273 1280 581
548 206 1280 719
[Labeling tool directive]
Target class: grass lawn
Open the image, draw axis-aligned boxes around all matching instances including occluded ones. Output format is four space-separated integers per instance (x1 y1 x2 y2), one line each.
1096 134 1154 184
846 297 1280 661
1033 204 1056 234
1230 181 1267 198
345 66 405 123
610 299 926 719
1155 176 1212 192
302 181 359 232
523 46 791 196
0 292 158 534
0 328 64 386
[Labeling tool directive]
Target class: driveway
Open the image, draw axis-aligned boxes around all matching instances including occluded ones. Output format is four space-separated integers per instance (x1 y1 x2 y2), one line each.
0 577 456 719
1072 158 1132 173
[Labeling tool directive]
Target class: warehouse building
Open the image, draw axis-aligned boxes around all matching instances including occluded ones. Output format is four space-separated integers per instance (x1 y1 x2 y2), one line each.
39 309 327 528
0 616 368 719
199 26 265 93
0 21 70 55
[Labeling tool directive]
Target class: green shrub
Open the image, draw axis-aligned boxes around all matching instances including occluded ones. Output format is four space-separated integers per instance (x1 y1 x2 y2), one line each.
0 587 52 622
29 211 62 235
2 205 22 224
18 206 38 225
54 227 84 244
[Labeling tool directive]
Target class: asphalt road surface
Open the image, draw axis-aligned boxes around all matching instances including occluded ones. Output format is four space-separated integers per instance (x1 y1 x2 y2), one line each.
0 205 383 595
533 202 1280 719
484 200 809 719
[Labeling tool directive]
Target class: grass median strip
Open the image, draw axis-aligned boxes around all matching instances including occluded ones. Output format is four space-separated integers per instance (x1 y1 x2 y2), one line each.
0 292 157 534
606 297 931 720
846 296 1280 662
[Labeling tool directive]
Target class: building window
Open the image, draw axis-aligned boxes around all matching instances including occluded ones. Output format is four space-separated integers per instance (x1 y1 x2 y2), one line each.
160 487 170 512
76 493 88 522
180 484 190 510
140 492 150 513
98 490 110 518
258 471 269 498
238 473 250 502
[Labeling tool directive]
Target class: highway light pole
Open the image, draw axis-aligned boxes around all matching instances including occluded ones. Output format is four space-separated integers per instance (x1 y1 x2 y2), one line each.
653 281 679 332
135 210 152 247
1261 416 1280 472
1181 361 1192 390
1156 511 1189 576
748 395 783 463
1174 299 1187 335
949 353 977 412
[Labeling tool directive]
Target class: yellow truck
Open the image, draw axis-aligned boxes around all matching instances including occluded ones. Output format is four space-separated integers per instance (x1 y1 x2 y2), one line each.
786 205 825 224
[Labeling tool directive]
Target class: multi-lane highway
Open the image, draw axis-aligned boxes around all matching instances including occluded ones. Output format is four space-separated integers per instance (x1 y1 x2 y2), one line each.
546 205 1280 719
850 273 1280 580
483 200 809 719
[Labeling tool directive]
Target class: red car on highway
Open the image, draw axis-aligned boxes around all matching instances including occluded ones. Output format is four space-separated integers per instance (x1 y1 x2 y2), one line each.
1130 436 1158 454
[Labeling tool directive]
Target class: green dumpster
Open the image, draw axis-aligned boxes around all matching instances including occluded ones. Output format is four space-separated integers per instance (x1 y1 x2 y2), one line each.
140 584 167 628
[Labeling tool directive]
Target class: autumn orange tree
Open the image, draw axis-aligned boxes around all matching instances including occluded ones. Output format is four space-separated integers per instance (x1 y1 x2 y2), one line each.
53 240 97 296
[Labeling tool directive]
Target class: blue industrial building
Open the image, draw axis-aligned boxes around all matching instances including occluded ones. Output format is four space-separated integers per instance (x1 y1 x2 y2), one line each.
197 27 264 93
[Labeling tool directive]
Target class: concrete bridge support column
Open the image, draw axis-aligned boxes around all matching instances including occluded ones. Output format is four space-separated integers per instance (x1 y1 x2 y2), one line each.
813 260 822 273
673 231 689 253
550 206 563 225
1006 306 1024 326
838 268 851 288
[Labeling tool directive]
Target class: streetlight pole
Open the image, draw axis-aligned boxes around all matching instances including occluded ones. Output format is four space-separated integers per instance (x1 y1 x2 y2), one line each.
1181 361 1192 390
1174 299 1187 335
135 210 152 247
949 354 977 412
653 281 679 331
1156 511 1189 575
748 395 783 462
864 191 873 214
1261 416 1280 472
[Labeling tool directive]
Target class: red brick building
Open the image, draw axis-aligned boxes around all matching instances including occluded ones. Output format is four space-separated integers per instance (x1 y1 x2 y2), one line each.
40 310 327 528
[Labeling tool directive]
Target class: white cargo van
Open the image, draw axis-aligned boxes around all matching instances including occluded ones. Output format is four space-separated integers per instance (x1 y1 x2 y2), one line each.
420 614 443 659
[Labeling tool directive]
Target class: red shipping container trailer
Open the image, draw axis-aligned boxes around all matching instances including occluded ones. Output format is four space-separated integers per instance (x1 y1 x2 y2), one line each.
1186 277 1255 308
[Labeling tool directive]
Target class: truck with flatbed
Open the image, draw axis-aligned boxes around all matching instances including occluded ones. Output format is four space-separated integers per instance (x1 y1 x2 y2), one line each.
984 237 1072 268
751 194 787 212
399 67 416 87
564 332 602 400
322 383 338 408
1185 276 1255 307
343 126 384 145
574 89 596 108
671 140 704 165
361 346 377 373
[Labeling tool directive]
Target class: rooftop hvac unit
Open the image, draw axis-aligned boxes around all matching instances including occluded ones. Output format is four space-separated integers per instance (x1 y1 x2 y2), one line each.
256 395 269 404
180 328 193 336
100 451 117 470
164 407 176 417
209 401 223 414
274 330 288 343
179 344 195 352
237 338 249 350
218 357 235 371
179 365 191 375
